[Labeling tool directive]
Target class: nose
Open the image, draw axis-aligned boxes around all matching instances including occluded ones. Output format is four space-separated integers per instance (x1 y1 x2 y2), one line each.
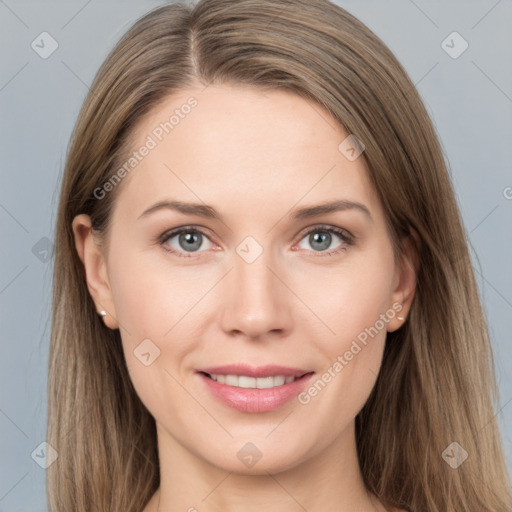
219 245 293 341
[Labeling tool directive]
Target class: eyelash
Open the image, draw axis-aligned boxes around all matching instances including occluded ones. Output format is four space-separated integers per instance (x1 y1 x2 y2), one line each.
157 224 355 259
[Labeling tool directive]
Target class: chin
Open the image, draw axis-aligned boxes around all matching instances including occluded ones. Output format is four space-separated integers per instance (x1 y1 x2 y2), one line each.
196 435 314 476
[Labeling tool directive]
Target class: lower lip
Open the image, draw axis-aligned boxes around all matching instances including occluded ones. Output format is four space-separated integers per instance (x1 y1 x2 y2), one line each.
198 373 314 413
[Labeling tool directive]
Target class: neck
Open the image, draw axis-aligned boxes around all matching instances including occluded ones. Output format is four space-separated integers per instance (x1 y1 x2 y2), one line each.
148 420 386 512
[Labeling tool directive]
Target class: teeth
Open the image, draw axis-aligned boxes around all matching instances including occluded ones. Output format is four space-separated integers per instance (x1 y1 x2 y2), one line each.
209 374 297 388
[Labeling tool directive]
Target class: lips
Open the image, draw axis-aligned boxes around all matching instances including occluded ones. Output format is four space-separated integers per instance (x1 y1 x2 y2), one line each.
196 364 314 413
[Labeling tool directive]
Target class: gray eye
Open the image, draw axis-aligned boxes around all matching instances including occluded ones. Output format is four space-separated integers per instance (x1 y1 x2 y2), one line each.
308 232 332 251
164 230 213 254
178 232 203 252
297 230 344 252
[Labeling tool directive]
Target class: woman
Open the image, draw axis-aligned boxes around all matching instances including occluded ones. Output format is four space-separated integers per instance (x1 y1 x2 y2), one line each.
47 0 511 510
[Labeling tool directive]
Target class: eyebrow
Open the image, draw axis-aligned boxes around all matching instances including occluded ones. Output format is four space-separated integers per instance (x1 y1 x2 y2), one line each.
137 199 372 222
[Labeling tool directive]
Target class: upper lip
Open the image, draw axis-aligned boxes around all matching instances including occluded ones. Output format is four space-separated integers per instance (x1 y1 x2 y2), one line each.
197 364 312 378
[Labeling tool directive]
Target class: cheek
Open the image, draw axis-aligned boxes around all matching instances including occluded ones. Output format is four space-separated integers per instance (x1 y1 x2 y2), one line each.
106 254 201 424
299 251 395 351
295 246 395 410
106 249 216 386
108 246 203 338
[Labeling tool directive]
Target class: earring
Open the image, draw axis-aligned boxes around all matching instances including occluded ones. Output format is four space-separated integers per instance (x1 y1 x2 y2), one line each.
397 315 405 321
99 310 107 318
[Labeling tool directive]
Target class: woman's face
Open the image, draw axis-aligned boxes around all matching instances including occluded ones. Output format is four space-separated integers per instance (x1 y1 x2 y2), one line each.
77 84 415 474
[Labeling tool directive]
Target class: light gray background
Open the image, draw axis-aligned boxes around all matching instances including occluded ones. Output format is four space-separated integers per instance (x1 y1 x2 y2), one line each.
1 1 511 510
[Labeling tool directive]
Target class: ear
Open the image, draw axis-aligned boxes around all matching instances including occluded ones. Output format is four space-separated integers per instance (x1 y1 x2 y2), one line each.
72 214 119 329
387 229 420 332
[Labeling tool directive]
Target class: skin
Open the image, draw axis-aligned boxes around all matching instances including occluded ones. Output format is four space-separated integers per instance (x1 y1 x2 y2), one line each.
73 84 416 512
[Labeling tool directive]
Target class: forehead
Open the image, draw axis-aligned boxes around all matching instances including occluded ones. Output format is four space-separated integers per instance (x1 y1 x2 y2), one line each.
111 84 381 223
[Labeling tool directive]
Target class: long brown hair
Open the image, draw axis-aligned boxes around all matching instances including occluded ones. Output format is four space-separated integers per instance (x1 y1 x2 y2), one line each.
47 0 511 510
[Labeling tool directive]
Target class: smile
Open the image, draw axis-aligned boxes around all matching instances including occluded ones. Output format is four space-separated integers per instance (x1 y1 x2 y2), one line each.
197 365 314 413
